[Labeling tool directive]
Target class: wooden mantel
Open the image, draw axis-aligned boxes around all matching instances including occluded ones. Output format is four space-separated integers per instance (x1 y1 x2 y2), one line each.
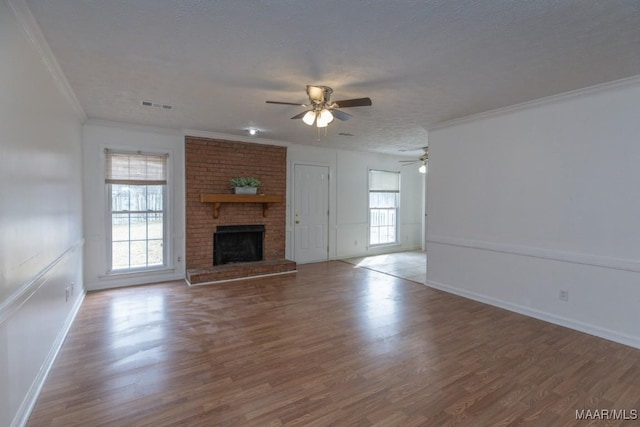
200 194 284 218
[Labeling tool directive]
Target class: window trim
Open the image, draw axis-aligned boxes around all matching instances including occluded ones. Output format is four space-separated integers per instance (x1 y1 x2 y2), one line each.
104 148 172 275
368 169 401 247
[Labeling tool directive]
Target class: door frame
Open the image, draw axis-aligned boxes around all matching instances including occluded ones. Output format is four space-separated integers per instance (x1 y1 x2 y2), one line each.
291 162 332 263
422 169 428 251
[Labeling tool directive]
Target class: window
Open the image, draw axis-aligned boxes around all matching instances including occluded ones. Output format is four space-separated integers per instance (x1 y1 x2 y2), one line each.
106 150 168 272
369 170 400 246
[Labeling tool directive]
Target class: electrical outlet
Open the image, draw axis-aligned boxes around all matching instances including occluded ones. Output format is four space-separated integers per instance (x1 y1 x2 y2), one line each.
559 289 569 302
177 256 182 263
354 240 358 246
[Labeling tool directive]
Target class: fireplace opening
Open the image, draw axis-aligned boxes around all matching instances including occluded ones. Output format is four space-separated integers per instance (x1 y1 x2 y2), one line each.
213 225 265 266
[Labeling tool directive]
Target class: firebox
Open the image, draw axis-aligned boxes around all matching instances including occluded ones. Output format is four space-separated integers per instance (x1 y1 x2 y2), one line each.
213 225 265 266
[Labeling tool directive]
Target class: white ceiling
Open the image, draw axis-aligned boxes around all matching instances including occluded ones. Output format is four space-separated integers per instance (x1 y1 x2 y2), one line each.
25 0 640 155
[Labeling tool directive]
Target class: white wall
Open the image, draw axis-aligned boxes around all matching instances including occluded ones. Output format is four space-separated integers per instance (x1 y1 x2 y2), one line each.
82 123 423 285
0 1 85 425
287 145 424 261
83 121 186 290
427 78 640 348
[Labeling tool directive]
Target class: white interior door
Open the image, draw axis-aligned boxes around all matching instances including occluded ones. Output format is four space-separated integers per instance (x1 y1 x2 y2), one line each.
293 164 329 263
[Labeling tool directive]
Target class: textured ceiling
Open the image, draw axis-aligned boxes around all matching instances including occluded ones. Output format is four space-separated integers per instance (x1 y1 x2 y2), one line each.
25 0 640 155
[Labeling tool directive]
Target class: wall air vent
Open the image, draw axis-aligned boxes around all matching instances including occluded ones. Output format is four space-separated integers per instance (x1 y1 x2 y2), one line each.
140 100 173 110
338 132 354 136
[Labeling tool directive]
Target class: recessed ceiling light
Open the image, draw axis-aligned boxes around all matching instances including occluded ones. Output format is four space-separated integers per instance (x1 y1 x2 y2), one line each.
248 128 257 136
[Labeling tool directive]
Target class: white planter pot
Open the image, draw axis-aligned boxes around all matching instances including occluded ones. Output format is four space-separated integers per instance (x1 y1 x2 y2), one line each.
234 187 258 195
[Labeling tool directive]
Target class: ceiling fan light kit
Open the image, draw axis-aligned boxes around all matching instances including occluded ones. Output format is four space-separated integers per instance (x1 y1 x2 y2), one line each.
400 147 429 173
316 109 334 127
266 85 372 131
302 110 316 126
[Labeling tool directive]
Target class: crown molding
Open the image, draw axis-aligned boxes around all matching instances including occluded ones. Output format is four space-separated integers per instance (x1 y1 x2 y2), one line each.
85 118 183 136
85 120 321 150
430 74 640 131
182 129 292 148
7 0 87 122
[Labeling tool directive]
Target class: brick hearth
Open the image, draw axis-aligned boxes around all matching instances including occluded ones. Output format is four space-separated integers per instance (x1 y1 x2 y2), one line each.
185 136 295 284
186 259 297 285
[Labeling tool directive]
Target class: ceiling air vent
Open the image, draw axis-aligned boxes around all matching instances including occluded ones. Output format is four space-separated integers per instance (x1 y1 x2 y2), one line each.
140 100 173 110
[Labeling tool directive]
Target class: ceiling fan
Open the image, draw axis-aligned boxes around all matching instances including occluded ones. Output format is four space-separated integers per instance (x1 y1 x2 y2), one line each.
400 147 428 173
266 85 372 128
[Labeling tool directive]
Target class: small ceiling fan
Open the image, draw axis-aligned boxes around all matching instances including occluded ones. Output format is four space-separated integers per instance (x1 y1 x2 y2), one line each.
400 147 428 173
266 85 372 128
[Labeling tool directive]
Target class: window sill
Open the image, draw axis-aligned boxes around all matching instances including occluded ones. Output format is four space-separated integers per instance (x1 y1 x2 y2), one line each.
100 266 175 280
368 242 401 249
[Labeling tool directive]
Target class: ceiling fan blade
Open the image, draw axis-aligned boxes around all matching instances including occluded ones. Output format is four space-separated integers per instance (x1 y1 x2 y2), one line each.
401 163 419 166
331 109 352 121
399 160 419 164
333 97 372 108
290 110 311 120
266 101 306 106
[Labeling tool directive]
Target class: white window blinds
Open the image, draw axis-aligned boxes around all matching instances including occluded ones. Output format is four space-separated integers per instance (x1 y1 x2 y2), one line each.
369 170 400 192
105 151 167 185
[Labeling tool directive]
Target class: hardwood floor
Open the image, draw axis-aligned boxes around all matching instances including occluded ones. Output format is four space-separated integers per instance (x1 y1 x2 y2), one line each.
28 262 640 426
343 251 427 284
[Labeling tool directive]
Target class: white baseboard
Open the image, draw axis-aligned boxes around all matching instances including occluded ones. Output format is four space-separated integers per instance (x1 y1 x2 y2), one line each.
88 271 185 291
11 290 86 427
425 279 640 350
333 245 423 261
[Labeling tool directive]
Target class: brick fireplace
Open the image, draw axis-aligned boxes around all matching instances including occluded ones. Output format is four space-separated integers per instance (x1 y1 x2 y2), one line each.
185 136 295 284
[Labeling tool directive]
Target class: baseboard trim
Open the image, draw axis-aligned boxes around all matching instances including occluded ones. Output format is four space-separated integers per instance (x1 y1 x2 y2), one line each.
87 272 185 291
11 289 86 427
186 269 297 287
425 279 640 350
332 246 423 262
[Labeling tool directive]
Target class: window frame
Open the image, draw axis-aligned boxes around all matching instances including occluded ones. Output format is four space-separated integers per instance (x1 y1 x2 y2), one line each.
104 149 171 275
368 169 401 247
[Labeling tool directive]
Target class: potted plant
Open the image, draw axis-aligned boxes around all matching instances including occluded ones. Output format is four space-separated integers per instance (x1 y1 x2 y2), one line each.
230 177 261 195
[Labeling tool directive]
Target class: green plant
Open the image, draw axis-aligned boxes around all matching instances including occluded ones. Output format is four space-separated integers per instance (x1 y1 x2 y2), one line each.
230 177 261 188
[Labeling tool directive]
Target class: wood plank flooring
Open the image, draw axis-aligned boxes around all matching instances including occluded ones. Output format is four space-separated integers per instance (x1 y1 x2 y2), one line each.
27 261 640 426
